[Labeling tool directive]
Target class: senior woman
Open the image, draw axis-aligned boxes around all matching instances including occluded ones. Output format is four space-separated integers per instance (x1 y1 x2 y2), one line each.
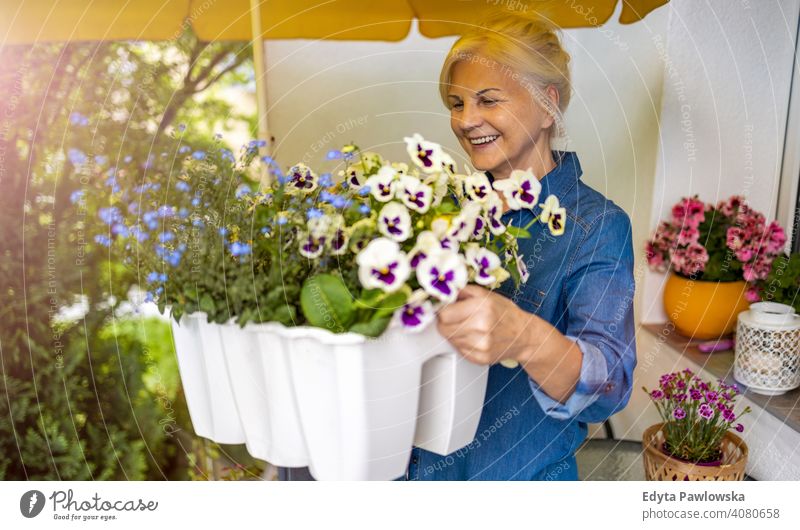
407 13 637 481
278 13 636 481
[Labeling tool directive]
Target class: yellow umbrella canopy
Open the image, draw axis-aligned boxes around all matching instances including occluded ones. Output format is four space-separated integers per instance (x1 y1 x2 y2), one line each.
2 0 668 44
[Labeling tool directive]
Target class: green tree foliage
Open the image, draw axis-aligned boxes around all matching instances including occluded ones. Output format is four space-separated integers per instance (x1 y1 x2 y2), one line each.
0 31 261 479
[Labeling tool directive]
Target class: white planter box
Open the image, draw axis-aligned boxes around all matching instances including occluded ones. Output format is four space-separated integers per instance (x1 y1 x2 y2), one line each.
174 313 489 480
170 313 245 444
219 323 309 467
282 322 488 480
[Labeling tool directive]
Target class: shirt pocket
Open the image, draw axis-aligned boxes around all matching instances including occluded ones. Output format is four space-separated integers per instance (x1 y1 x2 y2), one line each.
512 288 547 315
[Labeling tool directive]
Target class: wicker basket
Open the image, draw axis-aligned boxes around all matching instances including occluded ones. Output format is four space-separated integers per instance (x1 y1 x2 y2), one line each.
642 423 748 481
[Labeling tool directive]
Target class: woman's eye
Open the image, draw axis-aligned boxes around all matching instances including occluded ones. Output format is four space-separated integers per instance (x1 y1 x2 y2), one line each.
451 102 463 110
481 98 498 106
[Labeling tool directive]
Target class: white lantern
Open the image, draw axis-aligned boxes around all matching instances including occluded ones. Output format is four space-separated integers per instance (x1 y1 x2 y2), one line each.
734 302 800 395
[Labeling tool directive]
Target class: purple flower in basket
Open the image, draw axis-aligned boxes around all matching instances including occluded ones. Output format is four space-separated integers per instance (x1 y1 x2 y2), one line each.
705 391 718 402
673 407 686 420
393 290 434 332
735 423 744 433
698 403 715 420
650 389 665 400
416 250 468 304
356 237 410 293
378 202 411 242
674 393 687 403
690 389 703 401
287 163 317 193
722 408 736 422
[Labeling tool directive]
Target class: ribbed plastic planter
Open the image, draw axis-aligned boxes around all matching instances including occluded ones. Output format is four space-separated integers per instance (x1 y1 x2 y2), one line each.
219 322 309 467
170 313 245 444
173 315 489 480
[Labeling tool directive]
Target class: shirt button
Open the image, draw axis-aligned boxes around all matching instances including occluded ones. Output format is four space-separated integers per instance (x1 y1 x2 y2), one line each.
411 455 418 465
605 383 615 393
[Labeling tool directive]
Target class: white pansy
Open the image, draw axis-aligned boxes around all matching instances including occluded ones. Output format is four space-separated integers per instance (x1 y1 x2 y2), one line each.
491 168 541 210
398 175 433 213
365 165 398 202
465 244 507 287
377 201 412 242
447 201 482 242
423 172 449 207
539 194 566 236
408 230 443 268
392 289 435 332
439 151 457 175
464 172 493 202
404 133 444 174
483 192 506 235
356 238 410 293
416 250 468 303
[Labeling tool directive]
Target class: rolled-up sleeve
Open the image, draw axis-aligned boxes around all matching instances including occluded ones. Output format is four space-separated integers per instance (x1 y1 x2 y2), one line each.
528 209 637 423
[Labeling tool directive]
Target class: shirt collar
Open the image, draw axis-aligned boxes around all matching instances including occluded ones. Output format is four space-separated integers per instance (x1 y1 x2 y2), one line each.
486 150 582 204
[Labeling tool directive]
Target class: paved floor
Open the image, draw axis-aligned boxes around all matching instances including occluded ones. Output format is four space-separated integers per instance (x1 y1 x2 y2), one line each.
575 439 646 480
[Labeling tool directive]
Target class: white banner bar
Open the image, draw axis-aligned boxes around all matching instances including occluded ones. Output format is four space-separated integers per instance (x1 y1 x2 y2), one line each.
2 481 799 529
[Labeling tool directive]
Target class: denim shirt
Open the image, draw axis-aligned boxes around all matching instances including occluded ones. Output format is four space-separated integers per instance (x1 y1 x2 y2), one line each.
403 150 637 480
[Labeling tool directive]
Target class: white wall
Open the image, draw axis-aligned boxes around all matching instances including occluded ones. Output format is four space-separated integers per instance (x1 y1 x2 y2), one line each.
641 0 800 324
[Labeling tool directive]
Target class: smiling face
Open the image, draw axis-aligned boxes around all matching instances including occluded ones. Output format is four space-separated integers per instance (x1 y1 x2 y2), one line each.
447 55 558 180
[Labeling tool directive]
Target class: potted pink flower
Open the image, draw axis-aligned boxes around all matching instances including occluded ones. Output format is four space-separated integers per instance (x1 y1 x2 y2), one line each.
642 368 750 480
646 195 786 339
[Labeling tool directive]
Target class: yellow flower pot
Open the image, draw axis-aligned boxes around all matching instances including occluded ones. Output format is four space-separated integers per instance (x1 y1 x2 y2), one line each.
663 273 750 340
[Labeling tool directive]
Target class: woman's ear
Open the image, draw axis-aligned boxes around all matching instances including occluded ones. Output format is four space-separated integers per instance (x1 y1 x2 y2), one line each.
542 85 560 130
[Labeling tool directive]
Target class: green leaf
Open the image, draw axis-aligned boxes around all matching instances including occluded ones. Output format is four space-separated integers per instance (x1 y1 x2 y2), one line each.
272 304 296 326
372 290 409 319
300 274 355 333
199 293 215 315
349 316 392 338
505 225 532 239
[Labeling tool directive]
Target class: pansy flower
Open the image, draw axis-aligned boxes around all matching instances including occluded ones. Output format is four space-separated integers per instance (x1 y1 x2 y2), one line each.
298 231 326 259
404 133 443 174
416 250 468 303
408 231 442 268
327 214 348 255
447 201 482 242
378 202 412 242
398 175 433 213
492 168 541 210
465 172 492 202
342 165 366 188
465 244 508 287
356 238 410 293
439 151 457 175
287 163 317 193
392 290 435 332
515 251 530 283
365 165 399 202
423 172 450 207
483 193 507 235
539 194 567 236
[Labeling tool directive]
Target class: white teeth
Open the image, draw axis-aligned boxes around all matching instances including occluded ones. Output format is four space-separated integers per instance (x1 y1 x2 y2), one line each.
469 135 498 145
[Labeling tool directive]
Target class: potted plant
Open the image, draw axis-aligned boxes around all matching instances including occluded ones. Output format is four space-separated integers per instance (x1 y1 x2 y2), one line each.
642 369 750 480
78 132 567 479
646 195 786 339
747 252 800 310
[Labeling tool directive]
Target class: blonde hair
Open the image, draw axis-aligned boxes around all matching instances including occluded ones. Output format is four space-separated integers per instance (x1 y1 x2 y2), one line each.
439 13 572 137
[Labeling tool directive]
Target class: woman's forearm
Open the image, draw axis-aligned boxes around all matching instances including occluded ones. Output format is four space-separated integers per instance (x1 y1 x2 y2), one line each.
515 313 583 404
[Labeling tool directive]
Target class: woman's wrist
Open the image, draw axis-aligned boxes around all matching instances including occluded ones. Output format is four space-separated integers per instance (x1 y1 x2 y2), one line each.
513 309 541 366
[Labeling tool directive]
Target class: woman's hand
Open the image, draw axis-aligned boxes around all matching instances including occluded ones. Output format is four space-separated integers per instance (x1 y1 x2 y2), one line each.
436 285 534 366
436 284 584 405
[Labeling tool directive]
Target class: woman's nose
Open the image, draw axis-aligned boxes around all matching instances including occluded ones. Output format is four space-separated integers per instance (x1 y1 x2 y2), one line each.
457 102 483 132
